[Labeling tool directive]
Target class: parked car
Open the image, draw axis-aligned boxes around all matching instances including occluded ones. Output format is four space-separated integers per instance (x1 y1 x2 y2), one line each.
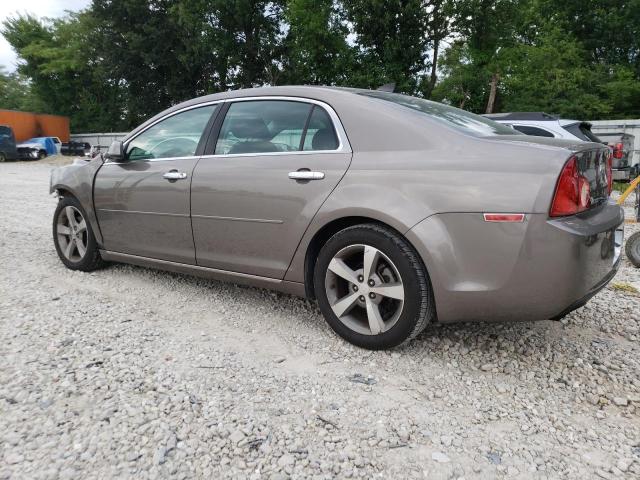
595 132 636 181
17 141 48 160
484 112 604 143
49 87 623 349
0 125 19 161
61 140 91 157
18 137 59 159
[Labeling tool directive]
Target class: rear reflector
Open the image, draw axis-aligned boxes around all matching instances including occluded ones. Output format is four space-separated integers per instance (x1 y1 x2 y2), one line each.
483 213 525 222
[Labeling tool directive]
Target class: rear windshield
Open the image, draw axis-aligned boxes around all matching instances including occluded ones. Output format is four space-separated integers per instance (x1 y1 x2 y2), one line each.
358 91 520 137
562 123 602 143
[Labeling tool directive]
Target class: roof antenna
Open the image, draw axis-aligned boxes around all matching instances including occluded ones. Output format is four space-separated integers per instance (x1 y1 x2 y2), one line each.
376 83 395 92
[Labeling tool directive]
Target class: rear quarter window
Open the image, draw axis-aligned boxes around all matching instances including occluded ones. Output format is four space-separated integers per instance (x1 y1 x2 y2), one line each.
358 91 520 137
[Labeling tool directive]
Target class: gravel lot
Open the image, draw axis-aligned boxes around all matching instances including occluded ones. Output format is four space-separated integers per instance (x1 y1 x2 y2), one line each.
1 159 639 480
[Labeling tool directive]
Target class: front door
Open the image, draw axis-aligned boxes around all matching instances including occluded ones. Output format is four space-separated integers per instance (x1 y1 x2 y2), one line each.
94 104 219 264
191 99 352 279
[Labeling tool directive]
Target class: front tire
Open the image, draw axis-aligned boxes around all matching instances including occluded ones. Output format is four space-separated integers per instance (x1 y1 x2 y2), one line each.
626 231 640 268
314 224 435 349
53 196 104 271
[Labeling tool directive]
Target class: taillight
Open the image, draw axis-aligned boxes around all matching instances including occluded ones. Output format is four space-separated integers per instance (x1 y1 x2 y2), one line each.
550 156 591 217
612 142 624 159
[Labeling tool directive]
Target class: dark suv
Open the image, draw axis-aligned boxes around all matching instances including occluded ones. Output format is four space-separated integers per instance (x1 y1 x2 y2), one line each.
0 125 18 162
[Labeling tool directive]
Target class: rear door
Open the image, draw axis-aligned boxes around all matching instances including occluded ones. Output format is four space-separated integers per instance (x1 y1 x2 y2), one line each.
94 103 219 264
191 98 352 279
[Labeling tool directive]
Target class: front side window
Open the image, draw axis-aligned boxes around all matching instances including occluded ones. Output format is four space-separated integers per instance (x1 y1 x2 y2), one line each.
126 104 217 161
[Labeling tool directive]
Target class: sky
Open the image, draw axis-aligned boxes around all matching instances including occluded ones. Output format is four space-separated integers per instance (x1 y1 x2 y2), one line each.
0 0 90 72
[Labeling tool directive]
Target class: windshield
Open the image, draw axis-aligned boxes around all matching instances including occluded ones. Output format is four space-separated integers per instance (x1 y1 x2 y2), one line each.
358 91 520 137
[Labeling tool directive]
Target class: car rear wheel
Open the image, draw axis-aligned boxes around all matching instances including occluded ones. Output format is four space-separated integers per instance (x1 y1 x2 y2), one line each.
314 224 434 349
53 196 104 271
0 152 6 162
626 231 640 268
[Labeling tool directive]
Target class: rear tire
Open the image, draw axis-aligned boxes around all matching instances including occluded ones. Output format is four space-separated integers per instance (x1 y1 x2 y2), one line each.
626 231 640 268
53 196 105 271
314 223 435 349
0 152 6 162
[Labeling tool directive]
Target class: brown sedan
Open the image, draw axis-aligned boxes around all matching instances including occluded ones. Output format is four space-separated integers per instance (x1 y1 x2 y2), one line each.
50 87 624 349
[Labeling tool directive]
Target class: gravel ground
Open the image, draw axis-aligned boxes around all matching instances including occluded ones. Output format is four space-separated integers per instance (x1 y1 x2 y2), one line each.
1 160 639 480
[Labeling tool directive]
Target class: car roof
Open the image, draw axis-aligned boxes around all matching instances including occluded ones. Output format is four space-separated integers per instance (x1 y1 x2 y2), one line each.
483 112 560 121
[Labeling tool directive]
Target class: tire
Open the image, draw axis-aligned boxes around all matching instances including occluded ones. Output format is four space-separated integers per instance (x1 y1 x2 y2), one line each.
314 223 435 350
0 152 6 162
626 231 640 268
38 150 47 160
53 196 105 271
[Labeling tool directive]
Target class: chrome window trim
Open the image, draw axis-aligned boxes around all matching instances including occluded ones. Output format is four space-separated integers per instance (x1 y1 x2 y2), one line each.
105 95 351 165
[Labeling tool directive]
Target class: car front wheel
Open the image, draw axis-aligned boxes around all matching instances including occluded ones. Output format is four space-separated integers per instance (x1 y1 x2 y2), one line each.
53 196 104 271
314 224 435 349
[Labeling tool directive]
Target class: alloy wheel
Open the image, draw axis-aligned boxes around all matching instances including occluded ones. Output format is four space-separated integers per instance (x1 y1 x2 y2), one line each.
56 206 88 262
324 244 405 335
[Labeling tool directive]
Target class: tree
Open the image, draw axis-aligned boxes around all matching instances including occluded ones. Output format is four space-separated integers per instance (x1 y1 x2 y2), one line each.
279 0 354 85
1 12 124 132
343 0 430 94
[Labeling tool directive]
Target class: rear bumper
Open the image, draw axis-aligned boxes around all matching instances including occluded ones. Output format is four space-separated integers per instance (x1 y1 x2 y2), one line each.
406 203 624 323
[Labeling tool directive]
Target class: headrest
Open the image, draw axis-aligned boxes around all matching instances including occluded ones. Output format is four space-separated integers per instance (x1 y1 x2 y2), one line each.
312 128 338 150
229 117 272 141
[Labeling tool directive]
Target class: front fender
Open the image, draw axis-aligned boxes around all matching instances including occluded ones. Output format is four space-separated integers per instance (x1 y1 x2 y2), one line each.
50 157 104 246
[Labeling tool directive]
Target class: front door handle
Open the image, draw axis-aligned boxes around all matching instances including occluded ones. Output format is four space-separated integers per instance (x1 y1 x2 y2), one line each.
288 170 325 181
163 170 187 181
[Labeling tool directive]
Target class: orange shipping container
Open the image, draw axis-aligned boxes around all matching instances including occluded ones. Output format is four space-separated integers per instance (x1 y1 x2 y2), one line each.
0 110 70 142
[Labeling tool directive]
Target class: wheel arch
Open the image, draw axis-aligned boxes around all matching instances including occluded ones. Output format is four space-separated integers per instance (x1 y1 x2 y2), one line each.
303 216 424 299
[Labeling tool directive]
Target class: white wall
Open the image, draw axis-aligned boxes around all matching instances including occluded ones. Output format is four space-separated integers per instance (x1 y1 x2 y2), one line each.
70 132 128 151
590 119 640 168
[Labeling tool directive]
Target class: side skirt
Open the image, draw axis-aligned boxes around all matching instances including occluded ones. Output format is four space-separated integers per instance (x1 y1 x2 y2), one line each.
99 250 307 297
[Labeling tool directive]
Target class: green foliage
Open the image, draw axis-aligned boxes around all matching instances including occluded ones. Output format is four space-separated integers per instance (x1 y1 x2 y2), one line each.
1 0 639 131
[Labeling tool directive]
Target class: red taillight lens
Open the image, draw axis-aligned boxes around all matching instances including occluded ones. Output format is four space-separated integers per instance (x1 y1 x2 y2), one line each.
550 156 591 217
613 143 624 159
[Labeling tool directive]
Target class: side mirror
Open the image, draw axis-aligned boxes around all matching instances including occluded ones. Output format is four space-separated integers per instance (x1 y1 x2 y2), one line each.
105 140 125 161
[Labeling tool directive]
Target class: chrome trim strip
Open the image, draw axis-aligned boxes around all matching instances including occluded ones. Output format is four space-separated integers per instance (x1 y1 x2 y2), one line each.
97 209 189 218
199 149 345 160
103 156 199 165
191 214 283 224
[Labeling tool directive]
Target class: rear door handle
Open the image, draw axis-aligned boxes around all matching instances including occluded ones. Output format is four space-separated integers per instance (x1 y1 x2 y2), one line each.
163 170 187 181
288 171 325 181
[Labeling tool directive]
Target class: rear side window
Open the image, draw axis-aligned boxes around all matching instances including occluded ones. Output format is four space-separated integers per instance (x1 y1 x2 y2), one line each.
216 101 311 154
512 125 555 137
215 100 340 155
302 107 339 151
126 104 217 161
563 123 602 143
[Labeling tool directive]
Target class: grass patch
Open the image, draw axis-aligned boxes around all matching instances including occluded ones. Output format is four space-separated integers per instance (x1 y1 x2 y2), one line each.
610 282 639 295
613 181 629 193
